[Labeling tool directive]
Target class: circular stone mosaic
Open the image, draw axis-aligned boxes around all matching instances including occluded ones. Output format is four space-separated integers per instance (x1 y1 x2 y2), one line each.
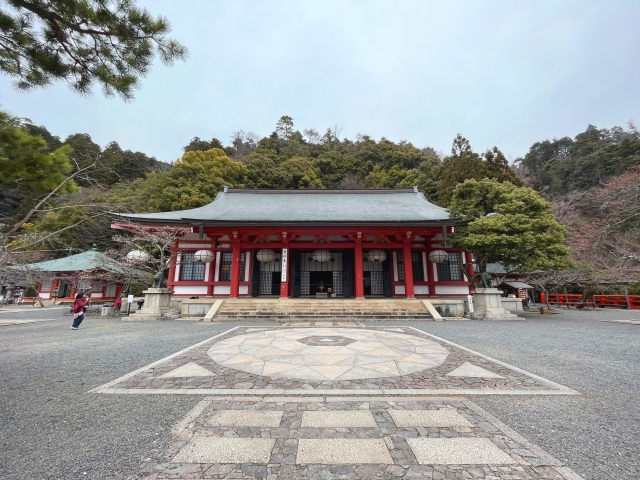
207 328 449 381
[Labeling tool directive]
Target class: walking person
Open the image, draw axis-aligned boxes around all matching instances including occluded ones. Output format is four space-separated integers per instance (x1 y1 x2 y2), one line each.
70 293 89 330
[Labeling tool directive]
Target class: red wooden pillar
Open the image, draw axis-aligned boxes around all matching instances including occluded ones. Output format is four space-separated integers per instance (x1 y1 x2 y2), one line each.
355 240 365 299
230 241 241 298
465 251 474 288
280 245 289 298
403 242 415 299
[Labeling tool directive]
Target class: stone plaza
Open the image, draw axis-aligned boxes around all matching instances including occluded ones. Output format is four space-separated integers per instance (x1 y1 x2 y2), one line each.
1 306 639 479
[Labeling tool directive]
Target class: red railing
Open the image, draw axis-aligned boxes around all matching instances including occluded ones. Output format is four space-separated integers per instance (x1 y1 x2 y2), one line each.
592 294 640 309
540 293 640 309
542 293 583 305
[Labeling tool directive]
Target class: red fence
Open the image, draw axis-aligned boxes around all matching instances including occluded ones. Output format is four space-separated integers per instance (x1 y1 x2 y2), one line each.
592 294 640 309
540 293 640 309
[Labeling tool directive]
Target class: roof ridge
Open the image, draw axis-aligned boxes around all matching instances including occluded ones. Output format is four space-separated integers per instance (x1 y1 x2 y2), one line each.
225 188 417 194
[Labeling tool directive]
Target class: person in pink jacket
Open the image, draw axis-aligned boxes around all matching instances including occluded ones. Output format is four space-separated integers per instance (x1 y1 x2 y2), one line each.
70 293 89 330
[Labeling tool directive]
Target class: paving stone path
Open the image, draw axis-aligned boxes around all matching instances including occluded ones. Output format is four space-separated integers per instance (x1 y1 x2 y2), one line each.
143 397 582 480
92 324 584 479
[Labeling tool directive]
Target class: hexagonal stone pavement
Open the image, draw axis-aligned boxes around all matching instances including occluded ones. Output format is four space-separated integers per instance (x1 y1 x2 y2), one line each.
207 327 450 381
93 325 576 395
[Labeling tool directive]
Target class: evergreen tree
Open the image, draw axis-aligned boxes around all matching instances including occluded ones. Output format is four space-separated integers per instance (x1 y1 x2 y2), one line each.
0 0 187 100
183 137 225 153
449 179 573 274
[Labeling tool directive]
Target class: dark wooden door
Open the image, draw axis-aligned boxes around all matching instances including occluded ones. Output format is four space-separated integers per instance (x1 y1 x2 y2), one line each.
292 251 301 297
271 272 281 295
251 251 260 297
58 281 72 298
342 250 352 297
382 258 392 297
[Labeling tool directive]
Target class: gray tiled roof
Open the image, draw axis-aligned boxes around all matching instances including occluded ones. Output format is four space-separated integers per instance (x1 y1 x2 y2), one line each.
12 249 146 275
114 189 455 226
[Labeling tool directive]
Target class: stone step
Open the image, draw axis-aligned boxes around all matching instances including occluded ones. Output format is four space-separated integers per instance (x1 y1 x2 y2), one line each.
214 311 433 316
218 310 429 317
217 304 428 310
212 314 433 322
218 310 427 315
214 298 431 321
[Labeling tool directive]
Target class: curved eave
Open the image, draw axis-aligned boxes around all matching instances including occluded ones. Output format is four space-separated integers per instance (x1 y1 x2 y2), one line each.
112 216 462 227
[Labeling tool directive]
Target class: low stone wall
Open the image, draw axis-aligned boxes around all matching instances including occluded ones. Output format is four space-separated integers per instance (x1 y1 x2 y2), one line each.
501 298 523 312
429 299 466 318
180 298 218 317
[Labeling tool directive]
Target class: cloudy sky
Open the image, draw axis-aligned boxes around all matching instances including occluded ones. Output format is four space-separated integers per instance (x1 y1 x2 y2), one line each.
1 0 639 163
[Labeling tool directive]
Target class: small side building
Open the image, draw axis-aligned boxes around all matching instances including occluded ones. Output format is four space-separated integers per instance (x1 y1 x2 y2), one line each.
15 249 143 303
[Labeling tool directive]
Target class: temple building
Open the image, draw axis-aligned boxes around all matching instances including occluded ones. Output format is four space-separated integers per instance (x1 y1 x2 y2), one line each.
112 188 473 307
14 248 142 303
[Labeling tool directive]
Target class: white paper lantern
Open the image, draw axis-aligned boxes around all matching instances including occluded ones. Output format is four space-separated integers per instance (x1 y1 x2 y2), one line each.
256 249 276 263
126 250 150 262
312 249 331 263
194 250 214 263
367 249 387 262
428 250 449 264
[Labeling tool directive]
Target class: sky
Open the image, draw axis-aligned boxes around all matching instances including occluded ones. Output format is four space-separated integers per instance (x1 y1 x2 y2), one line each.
1 0 639 163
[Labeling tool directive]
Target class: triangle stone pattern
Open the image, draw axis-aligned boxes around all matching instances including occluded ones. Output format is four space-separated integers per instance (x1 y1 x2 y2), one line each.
208 328 450 382
446 362 504 378
160 362 216 378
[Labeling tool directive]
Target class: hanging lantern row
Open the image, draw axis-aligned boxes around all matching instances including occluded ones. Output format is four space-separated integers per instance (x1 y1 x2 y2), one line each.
126 250 150 262
312 249 331 263
428 250 449 264
194 249 215 263
256 249 276 263
187 248 448 265
366 249 387 263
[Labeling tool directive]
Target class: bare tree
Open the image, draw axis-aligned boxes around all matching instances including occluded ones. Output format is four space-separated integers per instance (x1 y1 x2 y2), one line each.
303 128 321 145
521 264 599 309
550 191 589 225
339 174 366 189
1 155 123 295
106 222 191 283
420 146 442 159
560 167 640 284
230 130 259 159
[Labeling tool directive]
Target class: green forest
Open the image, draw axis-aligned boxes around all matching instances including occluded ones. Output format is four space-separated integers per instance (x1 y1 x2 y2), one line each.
2 112 640 287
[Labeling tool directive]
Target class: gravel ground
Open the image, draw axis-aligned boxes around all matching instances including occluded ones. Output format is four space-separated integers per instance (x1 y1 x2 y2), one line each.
0 305 638 479
0 307 249 480
396 308 640 480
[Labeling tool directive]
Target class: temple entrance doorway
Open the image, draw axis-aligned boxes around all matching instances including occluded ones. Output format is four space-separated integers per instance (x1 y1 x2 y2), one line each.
309 271 333 295
293 250 345 297
257 271 280 295
251 250 282 297
57 281 72 298
363 264 384 296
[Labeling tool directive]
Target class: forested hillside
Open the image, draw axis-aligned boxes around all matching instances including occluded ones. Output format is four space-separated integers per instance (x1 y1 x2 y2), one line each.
0 119 169 220
0 113 170 254
2 112 639 285
514 122 640 288
516 122 640 194
110 116 520 213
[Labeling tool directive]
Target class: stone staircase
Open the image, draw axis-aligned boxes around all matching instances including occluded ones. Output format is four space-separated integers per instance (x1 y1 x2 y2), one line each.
212 298 433 322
